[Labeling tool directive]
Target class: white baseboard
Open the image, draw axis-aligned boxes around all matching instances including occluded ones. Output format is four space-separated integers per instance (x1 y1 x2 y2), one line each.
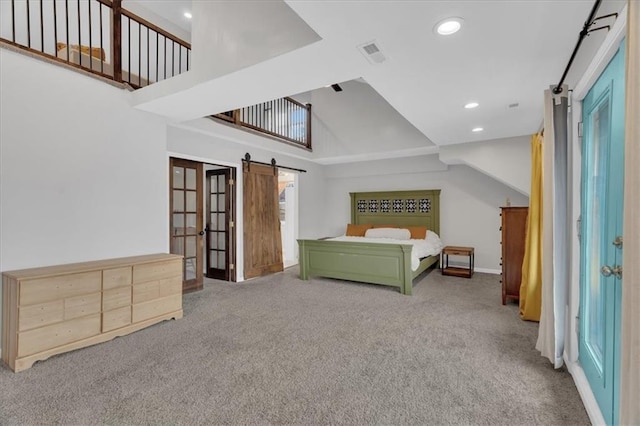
474 267 501 275
564 355 606 426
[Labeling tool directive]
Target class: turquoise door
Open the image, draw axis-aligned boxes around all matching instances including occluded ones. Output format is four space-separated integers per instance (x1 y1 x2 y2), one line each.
579 40 625 426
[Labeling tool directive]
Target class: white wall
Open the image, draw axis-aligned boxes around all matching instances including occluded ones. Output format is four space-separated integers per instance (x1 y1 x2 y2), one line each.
324 157 529 272
191 0 319 79
122 0 191 44
0 48 171 352
301 80 437 159
439 135 531 196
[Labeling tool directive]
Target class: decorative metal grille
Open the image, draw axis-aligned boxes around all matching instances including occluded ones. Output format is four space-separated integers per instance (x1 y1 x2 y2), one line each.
381 199 390 213
406 199 417 213
368 200 378 213
393 199 404 213
419 198 431 213
357 200 367 213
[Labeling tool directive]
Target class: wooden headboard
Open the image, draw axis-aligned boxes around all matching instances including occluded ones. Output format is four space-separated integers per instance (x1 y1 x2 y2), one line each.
349 189 441 236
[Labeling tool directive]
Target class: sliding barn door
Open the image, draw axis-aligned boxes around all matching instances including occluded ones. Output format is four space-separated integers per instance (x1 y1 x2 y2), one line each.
243 162 283 279
170 158 204 293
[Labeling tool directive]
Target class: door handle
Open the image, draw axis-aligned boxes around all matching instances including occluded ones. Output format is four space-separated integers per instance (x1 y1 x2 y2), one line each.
601 265 622 279
199 227 208 236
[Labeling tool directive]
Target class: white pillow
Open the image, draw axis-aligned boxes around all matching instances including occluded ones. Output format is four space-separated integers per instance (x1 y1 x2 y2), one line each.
364 227 411 240
426 230 444 250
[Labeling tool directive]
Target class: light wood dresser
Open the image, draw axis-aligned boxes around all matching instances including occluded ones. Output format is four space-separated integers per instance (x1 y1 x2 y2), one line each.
2 253 183 372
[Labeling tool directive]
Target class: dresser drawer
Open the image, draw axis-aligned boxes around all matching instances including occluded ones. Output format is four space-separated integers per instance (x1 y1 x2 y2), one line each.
18 314 101 357
102 306 131 332
132 277 181 304
132 294 182 323
133 260 181 284
64 292 102 320
17 292 101 331
18 300 64 332
20 271 102 306
103 267 132 290
103 286 132 311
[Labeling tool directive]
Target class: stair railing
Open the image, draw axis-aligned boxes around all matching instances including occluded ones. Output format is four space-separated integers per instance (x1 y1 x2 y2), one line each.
214 97 312 150
0 0 191 87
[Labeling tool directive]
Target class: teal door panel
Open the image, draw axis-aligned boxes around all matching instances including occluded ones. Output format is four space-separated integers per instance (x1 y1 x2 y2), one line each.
579 40 625 426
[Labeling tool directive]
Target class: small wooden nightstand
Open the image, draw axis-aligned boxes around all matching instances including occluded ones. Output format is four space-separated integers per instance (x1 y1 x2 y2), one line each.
441 246 474 278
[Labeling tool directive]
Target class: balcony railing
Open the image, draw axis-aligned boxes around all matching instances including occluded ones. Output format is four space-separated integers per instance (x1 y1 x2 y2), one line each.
214 97 312 150
0 0 191 88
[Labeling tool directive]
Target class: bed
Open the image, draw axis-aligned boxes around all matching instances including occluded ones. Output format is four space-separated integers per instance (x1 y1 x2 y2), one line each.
298 189 441 295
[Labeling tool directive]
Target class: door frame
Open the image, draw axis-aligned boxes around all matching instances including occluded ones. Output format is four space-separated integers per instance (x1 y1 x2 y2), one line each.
278 170 300 267
565 7 627 425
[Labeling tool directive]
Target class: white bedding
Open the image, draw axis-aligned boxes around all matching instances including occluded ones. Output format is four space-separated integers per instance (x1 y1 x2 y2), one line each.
327 230 444 271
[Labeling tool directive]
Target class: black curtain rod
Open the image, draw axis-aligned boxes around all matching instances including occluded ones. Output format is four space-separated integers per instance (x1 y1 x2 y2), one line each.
242 153 307 173
553 0 603 94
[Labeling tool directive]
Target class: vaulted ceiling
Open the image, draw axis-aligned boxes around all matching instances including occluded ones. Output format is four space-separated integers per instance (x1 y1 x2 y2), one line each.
130 0 625 157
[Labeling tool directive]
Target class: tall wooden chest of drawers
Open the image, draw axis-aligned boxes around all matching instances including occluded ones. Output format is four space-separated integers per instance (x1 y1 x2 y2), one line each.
2 253 183 372
500 207 528 305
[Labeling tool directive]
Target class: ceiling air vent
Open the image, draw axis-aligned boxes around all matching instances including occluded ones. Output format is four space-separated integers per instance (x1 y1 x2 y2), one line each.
357 40 386 64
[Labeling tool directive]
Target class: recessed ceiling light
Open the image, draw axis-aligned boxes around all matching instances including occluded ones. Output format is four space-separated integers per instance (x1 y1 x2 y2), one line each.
435 17 464 36
464 102 479 109
472 127 484 132
183 12 192 19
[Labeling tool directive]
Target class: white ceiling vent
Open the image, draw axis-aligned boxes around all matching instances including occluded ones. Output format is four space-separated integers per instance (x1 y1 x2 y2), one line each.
357 41 386 64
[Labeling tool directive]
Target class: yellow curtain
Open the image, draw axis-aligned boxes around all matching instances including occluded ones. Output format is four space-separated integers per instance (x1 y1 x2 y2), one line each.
519 133 543 321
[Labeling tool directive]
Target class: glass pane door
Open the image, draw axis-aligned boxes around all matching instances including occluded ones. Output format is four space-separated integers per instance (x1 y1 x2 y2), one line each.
170 158 203 292
206 168 232 280
582 95 611 373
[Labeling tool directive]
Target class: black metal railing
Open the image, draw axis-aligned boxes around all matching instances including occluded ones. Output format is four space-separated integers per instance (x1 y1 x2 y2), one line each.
214 97 312 150
0 0 191 87
121 7 190 88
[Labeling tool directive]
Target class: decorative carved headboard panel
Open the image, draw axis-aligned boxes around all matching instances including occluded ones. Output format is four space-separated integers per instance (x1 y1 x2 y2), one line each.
349 189 441 235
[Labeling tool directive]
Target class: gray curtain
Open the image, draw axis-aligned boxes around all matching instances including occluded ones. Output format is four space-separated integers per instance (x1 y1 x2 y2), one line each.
536 85 569 368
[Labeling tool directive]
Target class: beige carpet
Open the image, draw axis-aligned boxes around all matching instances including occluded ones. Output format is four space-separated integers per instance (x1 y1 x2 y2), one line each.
0 267 589 425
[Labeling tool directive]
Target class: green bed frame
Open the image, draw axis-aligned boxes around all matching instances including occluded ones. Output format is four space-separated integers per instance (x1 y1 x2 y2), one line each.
298 189 441 295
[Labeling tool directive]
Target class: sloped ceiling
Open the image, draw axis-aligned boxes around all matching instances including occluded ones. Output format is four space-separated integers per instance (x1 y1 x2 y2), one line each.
132 0 626 157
